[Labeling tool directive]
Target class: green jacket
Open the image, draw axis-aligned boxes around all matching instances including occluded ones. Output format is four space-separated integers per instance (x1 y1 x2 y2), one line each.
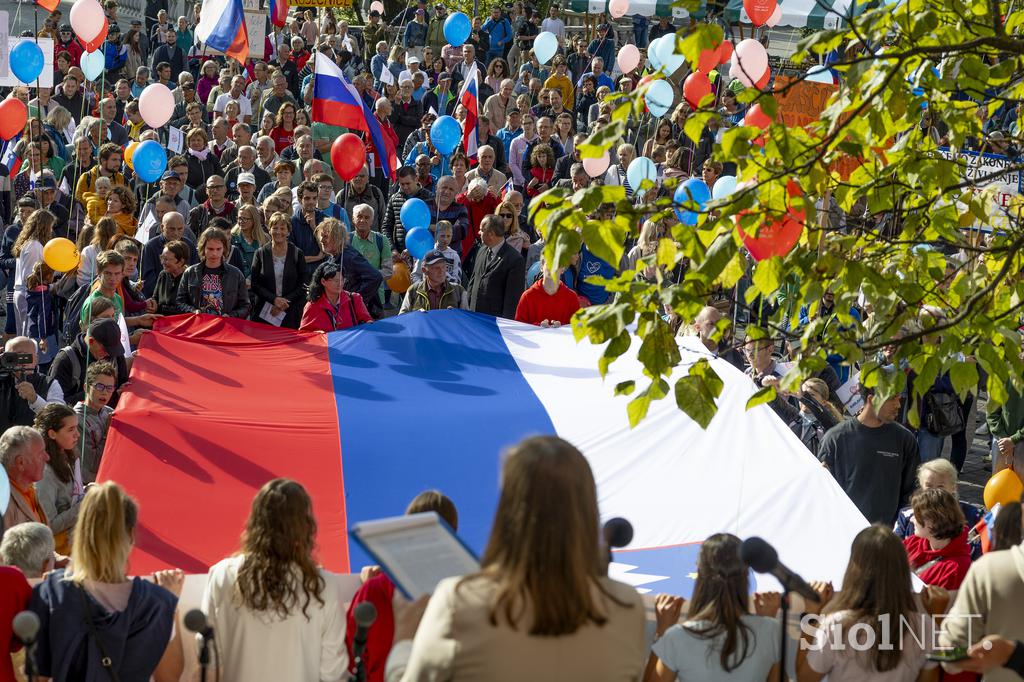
362 22 387 63
400 279 467 312
427 17 447 53
987 385 1024 442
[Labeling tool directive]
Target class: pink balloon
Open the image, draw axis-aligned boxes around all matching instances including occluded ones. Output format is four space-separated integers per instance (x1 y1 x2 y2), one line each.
765 4 782 26
70 0 106 46
138 83 175 129
583 152 610 178
369 0 384 13
609 0 630 18
617 44 641 74
731 39 768 88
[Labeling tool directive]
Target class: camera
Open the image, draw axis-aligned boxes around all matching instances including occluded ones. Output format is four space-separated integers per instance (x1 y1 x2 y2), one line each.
0 352 34 379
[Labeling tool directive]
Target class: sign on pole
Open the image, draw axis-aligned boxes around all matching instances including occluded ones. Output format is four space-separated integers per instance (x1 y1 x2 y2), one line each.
0 37 52 88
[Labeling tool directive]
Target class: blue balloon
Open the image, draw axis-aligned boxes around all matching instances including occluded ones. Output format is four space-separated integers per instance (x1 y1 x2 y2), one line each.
405 227 434 260
443 12 471 47
10 41 44 85
133 140 168 183
81 50 105 82
644 79 674 117
430 115 462 155
534 31 558 65
626 157 657 195
647 37 664 70
654 34 685 73
674 178 711 226
400 197 431 232
712 175 737 200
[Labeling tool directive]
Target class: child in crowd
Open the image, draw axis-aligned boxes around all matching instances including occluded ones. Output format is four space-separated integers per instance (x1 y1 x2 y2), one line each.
25 261 57 366
412 221 462 285
83 176 112 226
74 360 117 484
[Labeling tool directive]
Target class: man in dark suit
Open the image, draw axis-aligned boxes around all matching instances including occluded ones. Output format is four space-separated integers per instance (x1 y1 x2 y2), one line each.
469 214 525 319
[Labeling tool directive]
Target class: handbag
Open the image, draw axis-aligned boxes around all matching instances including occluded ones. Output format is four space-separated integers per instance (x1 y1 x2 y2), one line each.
77 584 121 682
925 391 964 437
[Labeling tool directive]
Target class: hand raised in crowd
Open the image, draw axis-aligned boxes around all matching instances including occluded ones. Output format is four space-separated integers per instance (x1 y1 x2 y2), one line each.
359 565 381 583
15 381 37 404
803 580 834 615
920 584 950 615
145 298 158 313
753 591 782 617
540 319 561 328
152 568 186 597
654 593 685 637
393 593 431 643
958 635 1018 673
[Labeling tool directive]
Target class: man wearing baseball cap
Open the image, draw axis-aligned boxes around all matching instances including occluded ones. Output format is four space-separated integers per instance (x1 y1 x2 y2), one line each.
400 249 467 312
33 173 70 238
48 318 127 404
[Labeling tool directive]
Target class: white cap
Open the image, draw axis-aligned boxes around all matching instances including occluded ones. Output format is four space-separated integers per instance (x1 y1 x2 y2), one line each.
237 172 256 185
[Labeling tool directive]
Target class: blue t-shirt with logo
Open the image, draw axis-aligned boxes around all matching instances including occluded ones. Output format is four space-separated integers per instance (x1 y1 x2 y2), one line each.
576 244 615 305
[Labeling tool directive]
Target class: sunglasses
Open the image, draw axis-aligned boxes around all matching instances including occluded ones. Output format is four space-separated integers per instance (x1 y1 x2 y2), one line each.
500 213 514 218
91 382 116 392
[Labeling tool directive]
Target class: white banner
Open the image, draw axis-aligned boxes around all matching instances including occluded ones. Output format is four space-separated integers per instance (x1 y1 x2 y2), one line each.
0 37 53 89
938 147 1022 232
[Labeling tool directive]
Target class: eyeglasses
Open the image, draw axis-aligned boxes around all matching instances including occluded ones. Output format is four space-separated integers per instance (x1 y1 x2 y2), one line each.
207 184 226 189
91 382 115 392
500 213 514 219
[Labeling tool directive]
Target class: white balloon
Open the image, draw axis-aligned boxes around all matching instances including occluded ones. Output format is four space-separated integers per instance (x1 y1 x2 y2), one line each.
138 83 175 129
731 39 768 87
70 0 106 44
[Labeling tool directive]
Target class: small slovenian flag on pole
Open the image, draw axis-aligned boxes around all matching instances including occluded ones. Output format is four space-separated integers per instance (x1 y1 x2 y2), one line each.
500 176 514 199
312 52 397 180
456 63 479 162
269 0 289 28
0 136 22 177
195 0 249 64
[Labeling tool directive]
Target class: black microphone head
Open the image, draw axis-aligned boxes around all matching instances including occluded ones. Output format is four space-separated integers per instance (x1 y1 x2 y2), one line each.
12 611 40 644
353 601 377 628
741 536 778 574
603 517 633 549
184 609 208 634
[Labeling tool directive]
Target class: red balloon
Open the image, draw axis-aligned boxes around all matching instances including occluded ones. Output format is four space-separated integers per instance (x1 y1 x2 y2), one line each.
683 72 713 109
745 103 773 129
697 47 718 73
0 98 28 141
331 133 366 181
755 67 771 90
737 181 805 260
743 0 777 26
718 41 734 65
81 17 108 52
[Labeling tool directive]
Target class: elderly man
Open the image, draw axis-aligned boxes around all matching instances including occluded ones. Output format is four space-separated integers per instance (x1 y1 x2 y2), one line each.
468 214 526 319
1 426 49 531
246 61 273 119
138 170 192 240
255 135 280 172
556 161 590 192
465 146 508 196
214 74 253 123
350 203 394 310
219 122 253 169
341 165 387 231
98 96 130 147
140 211 197 298
401 249 468 312
0 521 54 576
225 145 270 199
189 175 237 235
260 73 297 117
430 175 470 246
370 98 400 195
0 337 64 434
483 78 516 132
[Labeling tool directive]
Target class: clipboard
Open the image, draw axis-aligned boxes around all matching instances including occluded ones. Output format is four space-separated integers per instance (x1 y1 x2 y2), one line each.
349 512 480 599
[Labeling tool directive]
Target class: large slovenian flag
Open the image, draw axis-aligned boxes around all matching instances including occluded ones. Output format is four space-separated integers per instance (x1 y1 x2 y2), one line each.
269 0 289 28
195 0 249 65
313 52 397 180
100 312 868 595
456 63 479 161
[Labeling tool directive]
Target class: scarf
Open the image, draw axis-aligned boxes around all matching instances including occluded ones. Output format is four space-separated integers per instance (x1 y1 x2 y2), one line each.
189 147 211 161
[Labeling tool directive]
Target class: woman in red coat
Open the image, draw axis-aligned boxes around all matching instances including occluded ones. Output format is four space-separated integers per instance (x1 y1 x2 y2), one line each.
299 260 372 332
903 487 972 590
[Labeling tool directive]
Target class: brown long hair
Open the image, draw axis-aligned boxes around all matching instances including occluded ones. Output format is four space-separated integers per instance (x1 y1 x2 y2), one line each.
235 478 325 620
468 436 629 636
12 209 54 257
34 403 77 484
683 534 754 671
825 525 919 672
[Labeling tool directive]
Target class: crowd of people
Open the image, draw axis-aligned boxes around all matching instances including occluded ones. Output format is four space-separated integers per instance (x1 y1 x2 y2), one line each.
0 0 1019 678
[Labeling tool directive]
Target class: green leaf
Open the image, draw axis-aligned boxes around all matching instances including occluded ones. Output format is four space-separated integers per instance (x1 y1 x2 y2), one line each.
582 219 628 270
752 257 784 296
684 111 716 144
578 121 626 158
637 316 683 379
949 361 979 398
746 386 777 410
573 185 627 215
600 331 632 377
545 227 582 271
614 380 636 396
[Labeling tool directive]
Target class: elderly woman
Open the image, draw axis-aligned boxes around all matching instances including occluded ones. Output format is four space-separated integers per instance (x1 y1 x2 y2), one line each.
894 457 982 558
299 260 371 332
151 239 190 315
185 128 223 203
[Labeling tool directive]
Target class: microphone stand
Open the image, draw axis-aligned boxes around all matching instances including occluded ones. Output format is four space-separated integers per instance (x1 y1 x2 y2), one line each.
779 587 790 682
24 640 36 682
352 632 369 682
198 632 211 682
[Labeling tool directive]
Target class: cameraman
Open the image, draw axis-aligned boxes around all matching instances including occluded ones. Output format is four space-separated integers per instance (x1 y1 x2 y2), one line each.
0 336 65 433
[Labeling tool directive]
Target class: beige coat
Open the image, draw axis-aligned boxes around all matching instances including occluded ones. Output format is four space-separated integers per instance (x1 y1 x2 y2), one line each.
386 574 646 682
2 483 47 534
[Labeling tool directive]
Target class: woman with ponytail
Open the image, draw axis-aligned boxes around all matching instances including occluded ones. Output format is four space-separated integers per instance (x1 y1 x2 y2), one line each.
644 533 782 681
28 482 185 681
33 403 84 555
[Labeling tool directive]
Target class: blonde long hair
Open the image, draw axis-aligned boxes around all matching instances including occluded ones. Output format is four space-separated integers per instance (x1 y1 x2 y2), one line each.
69 482 138 584
231 203 270 246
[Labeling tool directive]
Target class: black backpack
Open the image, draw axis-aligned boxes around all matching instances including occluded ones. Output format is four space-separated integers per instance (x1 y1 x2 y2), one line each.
925 391 964 437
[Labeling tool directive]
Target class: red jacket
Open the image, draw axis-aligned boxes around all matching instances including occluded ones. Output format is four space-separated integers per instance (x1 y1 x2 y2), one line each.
345 574 396 682
456 192 500 259
515 280 581 325
299 291 371 332
0 567 31 682
903 526 972 589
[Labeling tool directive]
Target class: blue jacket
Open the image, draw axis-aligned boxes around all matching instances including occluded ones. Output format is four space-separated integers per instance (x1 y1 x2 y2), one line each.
103 41 128 72
404 21 428 48
482 17 513 54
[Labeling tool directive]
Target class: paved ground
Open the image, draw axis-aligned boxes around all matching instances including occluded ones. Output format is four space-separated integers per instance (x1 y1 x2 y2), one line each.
958 414 992 508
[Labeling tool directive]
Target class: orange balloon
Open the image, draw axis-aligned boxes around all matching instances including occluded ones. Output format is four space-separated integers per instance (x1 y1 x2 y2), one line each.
124 141 139 169
984 468 1024 509
387 261 412 293
0 98 27 142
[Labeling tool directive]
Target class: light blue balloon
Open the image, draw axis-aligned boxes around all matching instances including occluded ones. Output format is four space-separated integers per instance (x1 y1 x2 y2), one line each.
443 12 471 47
405 227 434 260
648 37 664 70
534 31 558 65
10 41 44 84
430 115 462 155
674 178 711 226
133 140 167 183
654 34 685 73
712 175 737 200
644 79 674 117
626 156 657 194
81 50 105 81
400 197 431 232
805 65 833 84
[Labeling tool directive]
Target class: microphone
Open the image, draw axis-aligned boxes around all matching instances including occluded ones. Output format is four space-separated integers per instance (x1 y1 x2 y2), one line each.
12 611 40 645
184 609 214 638
740 536 818 602
352 602 377 682
603 517 633 550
